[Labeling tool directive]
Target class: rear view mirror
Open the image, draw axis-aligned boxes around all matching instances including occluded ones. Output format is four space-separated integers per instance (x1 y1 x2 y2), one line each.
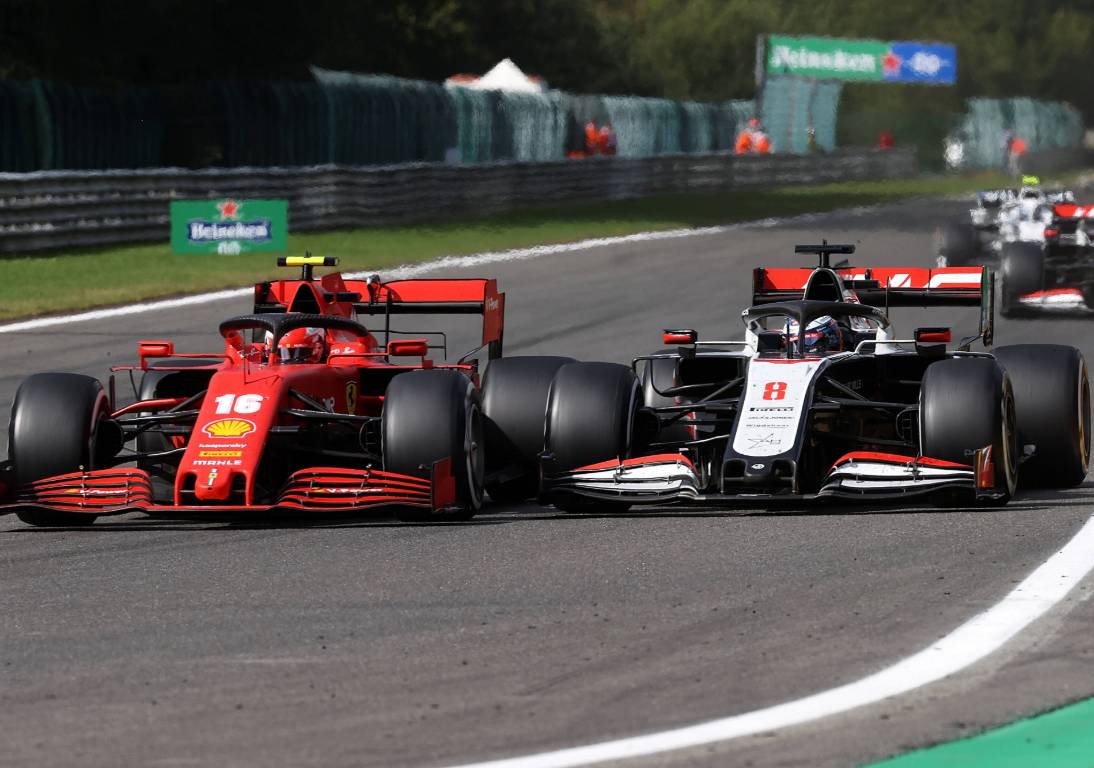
663 329 698 345
387 339 428 357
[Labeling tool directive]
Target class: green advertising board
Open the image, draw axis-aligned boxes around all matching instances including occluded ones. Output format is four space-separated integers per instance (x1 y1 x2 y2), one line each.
767 36 888 81
765 36 958 84
170 198 288 255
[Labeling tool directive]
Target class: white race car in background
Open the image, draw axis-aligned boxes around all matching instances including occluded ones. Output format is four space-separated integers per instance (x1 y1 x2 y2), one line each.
938 177 1075 267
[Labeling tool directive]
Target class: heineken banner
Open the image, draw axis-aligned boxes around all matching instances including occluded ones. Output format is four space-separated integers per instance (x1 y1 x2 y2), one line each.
766 35 956 85
170 199 288 255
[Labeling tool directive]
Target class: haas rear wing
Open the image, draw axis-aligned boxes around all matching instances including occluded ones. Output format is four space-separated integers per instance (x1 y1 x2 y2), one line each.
752 266 988 308
753 259 994 345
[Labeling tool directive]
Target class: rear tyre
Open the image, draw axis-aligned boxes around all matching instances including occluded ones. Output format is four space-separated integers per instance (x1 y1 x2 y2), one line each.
383 370 484 522
937 222 977 267
999 242 1044 317
920 358 1017 506
9 373 112 526
544 362 638 513
481 356 574 504
994 345 1090 488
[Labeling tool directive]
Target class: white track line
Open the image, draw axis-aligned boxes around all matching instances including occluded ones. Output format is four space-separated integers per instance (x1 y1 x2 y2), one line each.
449 513 1094 768
0 208 868 335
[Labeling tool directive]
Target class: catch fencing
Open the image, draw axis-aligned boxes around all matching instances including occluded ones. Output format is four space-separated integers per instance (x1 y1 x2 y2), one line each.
0 148 916 255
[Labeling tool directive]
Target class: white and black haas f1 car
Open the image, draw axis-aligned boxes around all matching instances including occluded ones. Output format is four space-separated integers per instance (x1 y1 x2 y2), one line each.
998 201 1094 316
527 244 1089 510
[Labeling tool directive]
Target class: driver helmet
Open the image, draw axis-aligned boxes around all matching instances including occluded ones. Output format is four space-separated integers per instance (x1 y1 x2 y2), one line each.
788 315 845 355
277 327 327 364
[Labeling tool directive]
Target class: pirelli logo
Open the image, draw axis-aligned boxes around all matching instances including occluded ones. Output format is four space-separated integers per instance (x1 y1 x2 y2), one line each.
199 450 243 458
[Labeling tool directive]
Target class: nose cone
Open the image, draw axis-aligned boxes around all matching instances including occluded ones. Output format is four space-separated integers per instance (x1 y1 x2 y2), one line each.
191 466 239 502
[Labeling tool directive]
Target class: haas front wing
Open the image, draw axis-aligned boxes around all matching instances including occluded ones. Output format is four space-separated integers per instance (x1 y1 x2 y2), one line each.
542 359 996 506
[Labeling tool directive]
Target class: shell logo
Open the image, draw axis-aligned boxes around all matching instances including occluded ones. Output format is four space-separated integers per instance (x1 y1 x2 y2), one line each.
202 418 256 438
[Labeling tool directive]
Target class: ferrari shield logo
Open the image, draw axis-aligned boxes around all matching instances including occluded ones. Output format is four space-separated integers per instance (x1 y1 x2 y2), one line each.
345 381 358 414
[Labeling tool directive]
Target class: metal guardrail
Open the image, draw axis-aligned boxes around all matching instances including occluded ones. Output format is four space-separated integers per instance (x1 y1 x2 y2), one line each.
0 149 917 254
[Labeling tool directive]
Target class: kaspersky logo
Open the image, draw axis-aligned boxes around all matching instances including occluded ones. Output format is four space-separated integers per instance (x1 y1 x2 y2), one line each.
202 419 256 438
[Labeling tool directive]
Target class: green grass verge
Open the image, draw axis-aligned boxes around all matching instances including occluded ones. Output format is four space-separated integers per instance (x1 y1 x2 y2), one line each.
0 169 1055 322
864 696 1094 767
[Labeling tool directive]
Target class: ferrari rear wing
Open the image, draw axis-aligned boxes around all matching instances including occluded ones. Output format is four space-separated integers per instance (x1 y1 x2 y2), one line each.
253 257 505 359
348 278 505 358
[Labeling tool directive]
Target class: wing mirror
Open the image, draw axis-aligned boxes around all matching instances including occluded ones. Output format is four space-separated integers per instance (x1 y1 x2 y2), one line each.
663 329 697 345
387 339 429 357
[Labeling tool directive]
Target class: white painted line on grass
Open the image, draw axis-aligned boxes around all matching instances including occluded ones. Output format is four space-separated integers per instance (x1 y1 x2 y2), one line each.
448 513 1094 768
0 207 870 335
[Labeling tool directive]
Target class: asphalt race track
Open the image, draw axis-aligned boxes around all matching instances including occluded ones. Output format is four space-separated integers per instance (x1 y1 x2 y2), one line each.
3 197 1094 768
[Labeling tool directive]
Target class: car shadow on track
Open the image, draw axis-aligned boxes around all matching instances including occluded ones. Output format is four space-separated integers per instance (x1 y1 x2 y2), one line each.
511 484 1094 521
2 513 518 533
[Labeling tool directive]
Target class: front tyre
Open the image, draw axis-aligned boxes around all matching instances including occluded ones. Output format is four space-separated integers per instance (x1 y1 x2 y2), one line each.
994 345 1090 488
9 373 112 526
544 362 639 513
999 242 1044 318
920 358 1017 506
382 370 484 522
481 356 575 504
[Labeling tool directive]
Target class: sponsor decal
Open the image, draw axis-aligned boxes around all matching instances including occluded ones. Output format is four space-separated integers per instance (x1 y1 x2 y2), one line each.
199 450 243 458
345 380 358 414
170 199 287 256
192 459 243 467
766 36 956 85
202 418 256 438
733 360 821 457
198 442 247 450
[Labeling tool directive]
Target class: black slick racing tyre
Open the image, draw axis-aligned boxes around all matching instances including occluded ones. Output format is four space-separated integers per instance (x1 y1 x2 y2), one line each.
938 221 977 267
640 348 693 446
920 358 1017 506
993 345 1090 488
383 370 484 522
9 373 113 526
999 242 1044 317
544 362 638 513
481 356 574 504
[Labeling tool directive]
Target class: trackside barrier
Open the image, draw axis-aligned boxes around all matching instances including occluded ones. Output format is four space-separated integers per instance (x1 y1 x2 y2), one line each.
0 148 916 255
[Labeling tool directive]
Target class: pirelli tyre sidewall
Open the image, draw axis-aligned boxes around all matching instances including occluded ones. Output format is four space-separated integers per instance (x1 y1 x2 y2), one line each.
481 355 575 503
382 370 484 521
999 241 1044 316
993 344 1091 488
544 362 639 513
920 357 1017 505
10 373 111 526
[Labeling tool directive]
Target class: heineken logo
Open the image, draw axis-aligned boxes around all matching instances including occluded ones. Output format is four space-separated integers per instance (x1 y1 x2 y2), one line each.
770 44 877 74
188 219 272 243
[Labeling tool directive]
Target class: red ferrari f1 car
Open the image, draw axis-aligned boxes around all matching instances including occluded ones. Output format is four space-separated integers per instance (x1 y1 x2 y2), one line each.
0 256 527 526
523 243 1090 510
